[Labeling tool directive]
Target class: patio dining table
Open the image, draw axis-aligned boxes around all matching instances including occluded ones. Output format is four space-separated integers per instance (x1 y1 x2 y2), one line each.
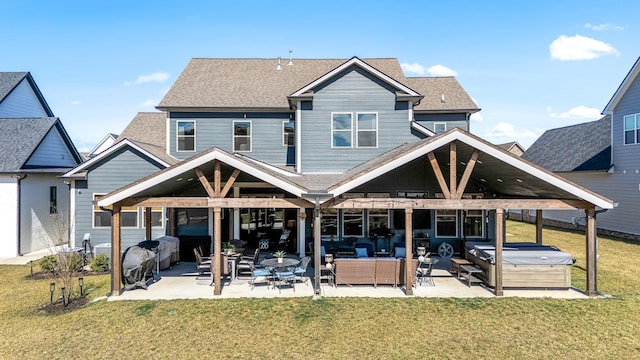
260 258 300 268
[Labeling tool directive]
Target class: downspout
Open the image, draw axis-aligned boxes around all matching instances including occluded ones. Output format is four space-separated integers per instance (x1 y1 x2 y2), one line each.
15 174 27 256
296 101 302 174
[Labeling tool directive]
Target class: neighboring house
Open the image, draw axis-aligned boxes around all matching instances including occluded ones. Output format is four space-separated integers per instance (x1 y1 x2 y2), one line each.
0 72 82 257
87 133 118 158
65 57 613 296
497 141 525 157
525 57 640 238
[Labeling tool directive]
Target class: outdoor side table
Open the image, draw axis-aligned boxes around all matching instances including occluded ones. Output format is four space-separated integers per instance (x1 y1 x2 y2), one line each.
459 264 483 287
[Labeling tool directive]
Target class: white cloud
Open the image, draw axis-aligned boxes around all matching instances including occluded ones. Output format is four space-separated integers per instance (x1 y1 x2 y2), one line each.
470 112 483 122
139 99 156 108
584 22 626 31
549 105 602 119
485 122 537 139
70 100 81 105
549 34 619 60
124 71 170 86
401 62 426 75
427 64 458 76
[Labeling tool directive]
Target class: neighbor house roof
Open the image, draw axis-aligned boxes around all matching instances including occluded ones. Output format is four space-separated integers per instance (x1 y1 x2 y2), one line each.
523 116 611 172
0 117 80 172
157 57 479 113
0 72 54 116
115 112 177 166
496 141 525 156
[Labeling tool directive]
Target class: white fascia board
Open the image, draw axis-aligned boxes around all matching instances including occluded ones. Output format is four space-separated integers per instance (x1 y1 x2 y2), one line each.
62 139 170 177
603 56 640 113
291 57 420 97
452 132 615 209
97 149 306 207
411 121 436 136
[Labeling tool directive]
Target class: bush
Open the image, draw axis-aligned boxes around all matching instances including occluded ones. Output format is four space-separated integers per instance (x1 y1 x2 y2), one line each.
38 255 58 273
90 254 110 272
39 253 83 274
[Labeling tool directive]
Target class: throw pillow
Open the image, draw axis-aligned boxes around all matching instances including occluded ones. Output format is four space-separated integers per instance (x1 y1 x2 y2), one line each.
320 246 326 257
356 247 368 258
395 247 406 258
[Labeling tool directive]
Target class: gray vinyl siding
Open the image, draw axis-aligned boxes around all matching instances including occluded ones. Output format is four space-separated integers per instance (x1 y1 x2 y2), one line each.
168 112 293 164
0 79 48 117
301 66 419 172
612 73 640 170
24 127 78 168
73 146 166 249
414 113 469 133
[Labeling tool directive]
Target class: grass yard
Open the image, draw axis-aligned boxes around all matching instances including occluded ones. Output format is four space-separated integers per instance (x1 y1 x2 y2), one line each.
2 220 639 359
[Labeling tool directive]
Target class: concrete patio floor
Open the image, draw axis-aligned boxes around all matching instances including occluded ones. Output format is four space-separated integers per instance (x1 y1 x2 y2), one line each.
107 257 589 301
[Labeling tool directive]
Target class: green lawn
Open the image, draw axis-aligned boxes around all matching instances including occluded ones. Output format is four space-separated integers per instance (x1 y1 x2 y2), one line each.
2 220 639 359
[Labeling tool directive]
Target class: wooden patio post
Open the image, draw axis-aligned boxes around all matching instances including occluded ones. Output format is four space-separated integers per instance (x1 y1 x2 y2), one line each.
145 207 152 240
111 204 122 296
405 208 413 295
494 208 504 296
536 209 543 245
585 208 597 297
213 207 222 295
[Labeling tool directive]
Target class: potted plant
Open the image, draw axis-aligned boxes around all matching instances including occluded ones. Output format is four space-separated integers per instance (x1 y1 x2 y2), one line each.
223 242 236 254
274 250 286 263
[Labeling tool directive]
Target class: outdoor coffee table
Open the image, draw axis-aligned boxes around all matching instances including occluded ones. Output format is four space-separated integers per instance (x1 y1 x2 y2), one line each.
459 264 483 287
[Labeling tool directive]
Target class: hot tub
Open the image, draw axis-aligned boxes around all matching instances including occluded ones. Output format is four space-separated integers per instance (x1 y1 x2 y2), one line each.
466 242 573 289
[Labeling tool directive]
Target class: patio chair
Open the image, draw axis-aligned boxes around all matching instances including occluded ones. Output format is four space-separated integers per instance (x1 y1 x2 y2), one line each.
273 265 296 293
237 248 260 278
293 256 311 284
249 262 272 290
193 248 211 278
197 245 211 261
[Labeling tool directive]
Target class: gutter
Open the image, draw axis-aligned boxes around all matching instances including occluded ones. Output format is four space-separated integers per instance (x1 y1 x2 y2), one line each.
15 174 27 256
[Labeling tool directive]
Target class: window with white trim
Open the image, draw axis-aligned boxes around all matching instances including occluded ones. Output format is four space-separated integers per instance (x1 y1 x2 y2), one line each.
435 209 457 237
434 122 446 134
342 193 364 236
283 120 295 146
624 113 640 145
463 210 484 238
177 120 195 151
357 113 377 148
321 208 338 236
49 186 57 214
93 194 138 228
143 207 165 228
233 120 251 151
332 113 353 148
367 193 389 236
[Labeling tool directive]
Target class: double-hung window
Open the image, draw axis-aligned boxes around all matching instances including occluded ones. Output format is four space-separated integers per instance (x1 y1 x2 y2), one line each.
177 120 195 151
143 207 165 228
93 194 138 228
283 120 295 146
367 193 389 235
624 114 640 145
434 122 446 134
435 209 457 237
332 113 352 148
357 113 377 148
49 186 57 214
463 210 484 238
342 193 364 237
233 120 252 151
321 208 338 236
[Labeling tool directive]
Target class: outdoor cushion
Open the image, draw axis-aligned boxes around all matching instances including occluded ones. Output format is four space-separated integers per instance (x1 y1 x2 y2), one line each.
320 246 326 257
356 247 368 258
395 247 406 258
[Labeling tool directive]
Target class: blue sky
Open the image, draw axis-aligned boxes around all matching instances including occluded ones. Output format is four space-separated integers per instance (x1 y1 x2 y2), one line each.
2 0 638 152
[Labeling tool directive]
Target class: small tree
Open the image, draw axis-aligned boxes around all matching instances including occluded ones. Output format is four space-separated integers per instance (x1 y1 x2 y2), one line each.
38 212 83 305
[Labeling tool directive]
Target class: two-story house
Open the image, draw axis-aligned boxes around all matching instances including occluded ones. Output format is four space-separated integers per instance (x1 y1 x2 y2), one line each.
0 72 82 258
525 56 640 238
68 57 613 296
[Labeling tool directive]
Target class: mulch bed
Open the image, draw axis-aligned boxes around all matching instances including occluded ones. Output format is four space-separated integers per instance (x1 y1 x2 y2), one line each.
39 296 90 314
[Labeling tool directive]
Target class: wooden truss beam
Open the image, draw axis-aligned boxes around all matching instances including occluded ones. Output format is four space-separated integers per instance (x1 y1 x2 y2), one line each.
118 196 314 209
331 198 593 210
427 151 450 199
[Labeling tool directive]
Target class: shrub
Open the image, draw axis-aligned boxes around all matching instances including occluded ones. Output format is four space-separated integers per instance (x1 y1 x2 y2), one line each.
39 255 58 273
90 254 110 272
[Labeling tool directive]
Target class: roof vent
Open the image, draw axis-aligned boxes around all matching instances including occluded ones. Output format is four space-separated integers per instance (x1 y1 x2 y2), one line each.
441 94 446 103
277 57 282 70
288 50 293 66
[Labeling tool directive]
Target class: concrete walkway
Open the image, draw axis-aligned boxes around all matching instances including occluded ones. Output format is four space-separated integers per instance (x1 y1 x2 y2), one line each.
107 258 589 301
0 248 53 265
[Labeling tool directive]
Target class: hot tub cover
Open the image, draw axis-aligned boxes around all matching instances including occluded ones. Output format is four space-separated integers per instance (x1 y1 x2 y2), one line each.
468 242 574 265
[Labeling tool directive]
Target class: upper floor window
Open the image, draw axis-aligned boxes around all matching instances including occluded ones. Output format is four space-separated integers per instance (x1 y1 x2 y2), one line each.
233 120 251 152
177 121 195 152
357 113 378 148
434 122 446 134
283 120 295 146
332 113 353 148
624 114 640 145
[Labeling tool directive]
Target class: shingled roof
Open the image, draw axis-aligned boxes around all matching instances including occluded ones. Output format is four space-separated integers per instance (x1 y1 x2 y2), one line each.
158 57 479 113
116 112 177 165
0 72 54 116
0 117 62 172
523 115 611 172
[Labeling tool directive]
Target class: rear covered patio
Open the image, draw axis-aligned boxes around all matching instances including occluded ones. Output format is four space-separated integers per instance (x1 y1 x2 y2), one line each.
96 129 614 298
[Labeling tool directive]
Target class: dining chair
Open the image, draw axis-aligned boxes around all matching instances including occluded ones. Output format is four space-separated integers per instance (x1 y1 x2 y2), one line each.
293 256 311 284
193 247 211 278
237 248 260 278
249 262 272 290
273 265 296 293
